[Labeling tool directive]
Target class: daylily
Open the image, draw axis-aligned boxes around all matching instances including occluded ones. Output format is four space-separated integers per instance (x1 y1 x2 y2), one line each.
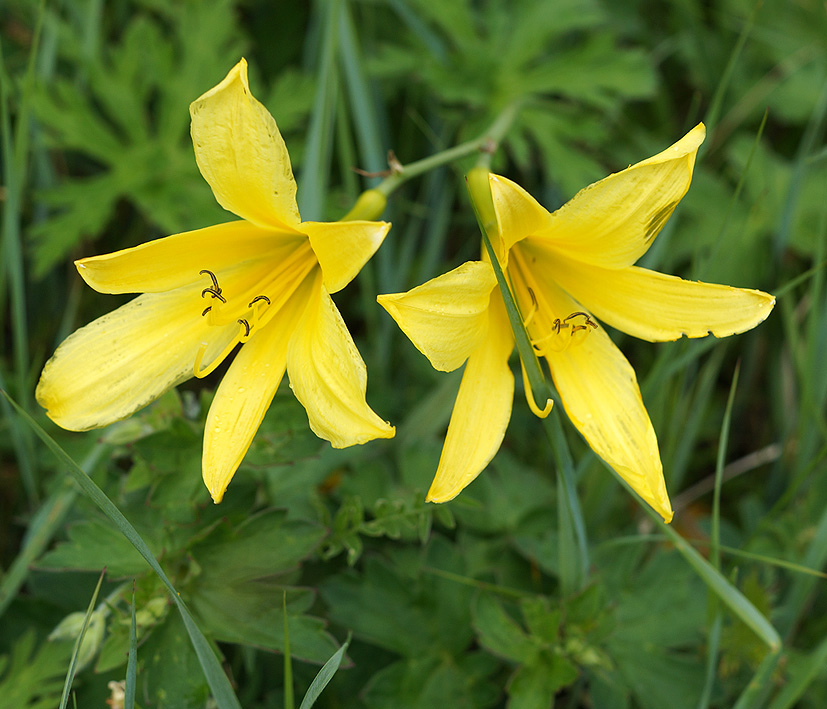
378 124 774 522
36 59 394 502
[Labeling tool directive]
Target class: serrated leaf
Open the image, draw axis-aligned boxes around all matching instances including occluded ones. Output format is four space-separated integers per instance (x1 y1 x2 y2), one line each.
191 509 326 583
472 593 538 664
38 519 148 577
0 631 72 709
189 581 339 664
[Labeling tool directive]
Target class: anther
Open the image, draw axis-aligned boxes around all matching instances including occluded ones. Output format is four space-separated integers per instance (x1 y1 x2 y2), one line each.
202 306 212 317
238 319 251 337
200 269 226 302
199 269 220 290
201 287 227 303
524 287 539 328
249 295 270 307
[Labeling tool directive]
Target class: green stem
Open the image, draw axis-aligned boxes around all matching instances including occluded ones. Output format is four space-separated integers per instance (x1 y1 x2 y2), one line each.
342 100 523 220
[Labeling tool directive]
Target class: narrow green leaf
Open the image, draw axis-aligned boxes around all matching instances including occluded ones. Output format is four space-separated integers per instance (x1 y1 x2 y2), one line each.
711 363 741 571
768 637 827 709
2 391 242 709
298 633 351 709
124 584 137 709
59 570 105 709
284 591 294 709
298 0 341 220
653 516 781 652
731 649 782 709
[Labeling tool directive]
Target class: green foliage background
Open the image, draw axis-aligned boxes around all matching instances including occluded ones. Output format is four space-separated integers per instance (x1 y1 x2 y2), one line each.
1 0 826 706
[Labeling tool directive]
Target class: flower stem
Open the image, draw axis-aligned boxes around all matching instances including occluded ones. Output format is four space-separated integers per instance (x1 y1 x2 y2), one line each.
342 100 523 220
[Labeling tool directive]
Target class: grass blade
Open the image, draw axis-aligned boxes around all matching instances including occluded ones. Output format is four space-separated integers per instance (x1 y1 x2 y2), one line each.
58 570 104 709
298 0 341 221
124 584 137 709
284 591 294 709
2 391 242 709
298 633 351 709
653 514 781 651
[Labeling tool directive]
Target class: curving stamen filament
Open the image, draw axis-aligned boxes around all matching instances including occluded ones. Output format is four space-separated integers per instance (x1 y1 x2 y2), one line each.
529 311 598 355
193 318 251 378
523 287 539 328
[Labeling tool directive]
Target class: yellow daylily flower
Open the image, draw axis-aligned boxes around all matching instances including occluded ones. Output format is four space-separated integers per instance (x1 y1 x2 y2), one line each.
36 59 394 502
378 124 774 522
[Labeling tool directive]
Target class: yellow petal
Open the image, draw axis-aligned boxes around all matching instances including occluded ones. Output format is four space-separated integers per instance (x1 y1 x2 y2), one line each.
532 124 706 269
537 281 673 521
76 221 305 294
377 261 497 372
288 277 394 447
35 287 238 431
427 293 515 502
190 58 301 230
488 173 552 255
202 274 315 503
530 249 776 342
303 220 391 294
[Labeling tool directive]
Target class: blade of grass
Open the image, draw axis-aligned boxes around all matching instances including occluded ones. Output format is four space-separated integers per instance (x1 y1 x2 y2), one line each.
338 1 386 182
698 363 740 708
649 510 781 651
124 584 137 709
59 570 105 709
2 391 242 709
298 633 351 709
696 611 723 709
767 634 827 709
298 0 341 221
711 363 741 571
544 413 589 595
731 648 782 709
0 435 107 619
0 2 46 505
701 0 759 153
284 591 294 709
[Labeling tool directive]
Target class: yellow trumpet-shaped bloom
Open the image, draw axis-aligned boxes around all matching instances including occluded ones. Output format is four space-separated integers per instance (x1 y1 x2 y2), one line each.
36 59 394 502
378 124 774 522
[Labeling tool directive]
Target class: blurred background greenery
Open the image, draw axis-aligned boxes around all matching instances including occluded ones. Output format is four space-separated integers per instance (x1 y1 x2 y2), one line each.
1 0 825 706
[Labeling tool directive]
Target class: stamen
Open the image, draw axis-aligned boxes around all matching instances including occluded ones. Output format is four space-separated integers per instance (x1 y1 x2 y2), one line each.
249 295 270 306
194 337 238 378
520 361 553 418
201 287 227 302
523 287 538 328
202 306 212 317
193 318 252 378
530 311 598 355
200 269 220 290
199 269 227 303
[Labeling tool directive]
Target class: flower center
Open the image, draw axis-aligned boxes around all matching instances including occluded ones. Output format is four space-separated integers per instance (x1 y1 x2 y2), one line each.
193 269 274 378
191 240 317 379
509 246 598 357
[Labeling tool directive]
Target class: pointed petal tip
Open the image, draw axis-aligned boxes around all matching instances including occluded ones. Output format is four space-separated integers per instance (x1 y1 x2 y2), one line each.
327 421 395 449
425 485 459 504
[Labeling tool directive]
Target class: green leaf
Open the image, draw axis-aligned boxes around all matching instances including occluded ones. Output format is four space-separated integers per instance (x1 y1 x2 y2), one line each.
472 593 538 664
0 631 72 709
362 653 500 709
140 613 211 709
190 582 339 664
298 633 351 709
507 652 579 708
2 392 242 709
38 520 147 576
192 510 326 583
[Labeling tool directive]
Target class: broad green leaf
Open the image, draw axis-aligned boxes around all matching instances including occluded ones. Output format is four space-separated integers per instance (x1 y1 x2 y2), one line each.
38 520 147 576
